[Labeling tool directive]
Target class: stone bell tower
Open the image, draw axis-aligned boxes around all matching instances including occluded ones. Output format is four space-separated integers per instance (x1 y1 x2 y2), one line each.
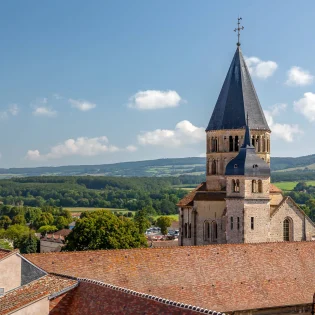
225 121 271 243
205 20 271 191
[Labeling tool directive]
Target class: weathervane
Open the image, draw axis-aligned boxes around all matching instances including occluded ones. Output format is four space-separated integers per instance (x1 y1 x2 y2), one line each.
234 17 244 46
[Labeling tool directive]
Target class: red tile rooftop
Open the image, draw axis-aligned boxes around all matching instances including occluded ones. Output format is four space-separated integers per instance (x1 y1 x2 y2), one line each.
0 275 77 315
0 249 19 261
25 241 315 312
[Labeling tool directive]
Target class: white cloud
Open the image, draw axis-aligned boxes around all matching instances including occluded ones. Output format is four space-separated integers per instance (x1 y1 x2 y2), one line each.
264 104 302 142
294 92 315 121
245 56 278 79
8 104 19 116
286 66 313 86
126 145 138 152
0 104 19 120
33 107 57 117
26 136 119 161
53 93 63 100
138 120 204 147
69 99 96 111
128 90 182 110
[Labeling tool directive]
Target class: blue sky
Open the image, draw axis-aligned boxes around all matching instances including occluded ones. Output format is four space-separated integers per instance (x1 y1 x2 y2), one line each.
1 1 315 167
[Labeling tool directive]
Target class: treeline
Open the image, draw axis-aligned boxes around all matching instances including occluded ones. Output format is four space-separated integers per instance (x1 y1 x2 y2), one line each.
271 170 315 182
286 182 315 221
0 205 73 253
0 175 204 215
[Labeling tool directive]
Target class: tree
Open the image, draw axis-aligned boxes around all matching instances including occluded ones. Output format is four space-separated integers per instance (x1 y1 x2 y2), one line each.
133 209 151 234
5 224 31 249
19 233 38 254
156 216 173 235
37 225 58 235
34 212 54 229
12 214 26 225
64 210 147 251
54 216 69 230
0 216 12 229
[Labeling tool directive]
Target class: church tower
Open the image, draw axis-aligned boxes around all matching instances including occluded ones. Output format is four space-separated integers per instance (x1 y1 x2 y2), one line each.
225 121 271 243
205 20 270 191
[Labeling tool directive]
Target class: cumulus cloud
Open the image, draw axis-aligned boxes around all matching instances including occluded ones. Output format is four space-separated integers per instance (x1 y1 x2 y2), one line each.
286 66 313 86
0 104 19 120
69 99 96 111
33 107 57 117
138 120 204 147
126 145 138 152
294 92 315 121
264 104 302 142
26 136 120 161
245 56 278 79
128 90 182 110
31 98 57 117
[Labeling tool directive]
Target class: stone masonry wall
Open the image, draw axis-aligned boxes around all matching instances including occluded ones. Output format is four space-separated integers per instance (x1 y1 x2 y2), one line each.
269 198 315 242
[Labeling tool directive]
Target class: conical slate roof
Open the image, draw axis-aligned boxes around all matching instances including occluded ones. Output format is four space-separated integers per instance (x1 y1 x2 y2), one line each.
225 124 270 177
206 47 270 131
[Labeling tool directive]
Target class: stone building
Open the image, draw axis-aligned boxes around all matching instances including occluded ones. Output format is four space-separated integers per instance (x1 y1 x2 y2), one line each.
178 44 315 246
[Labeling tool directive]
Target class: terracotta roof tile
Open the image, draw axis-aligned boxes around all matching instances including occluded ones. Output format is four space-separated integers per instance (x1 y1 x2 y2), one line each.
54 229 71 237
0 249 19 261
0 275 77 315
24 241 315 312
270 183 282 193
177 182 206 207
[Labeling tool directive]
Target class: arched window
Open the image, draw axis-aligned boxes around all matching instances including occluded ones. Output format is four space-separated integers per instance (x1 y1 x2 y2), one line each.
283 218 293 241
258 180 263 193
236 179 240 192
204 221 210 240
252 180 257 193
229 136 233 152
234 136 239 151
211 221 218 242
211 160 217 175
232 179 236 192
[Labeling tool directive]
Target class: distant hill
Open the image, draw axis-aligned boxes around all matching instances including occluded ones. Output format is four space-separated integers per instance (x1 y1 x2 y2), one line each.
1 154 315 179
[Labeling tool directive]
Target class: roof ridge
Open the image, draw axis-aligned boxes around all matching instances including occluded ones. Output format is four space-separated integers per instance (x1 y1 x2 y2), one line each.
24 240 315 258
49 272 225 315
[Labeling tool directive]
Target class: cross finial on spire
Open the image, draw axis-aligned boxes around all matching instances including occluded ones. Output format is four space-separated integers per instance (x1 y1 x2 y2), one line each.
234 17 244 46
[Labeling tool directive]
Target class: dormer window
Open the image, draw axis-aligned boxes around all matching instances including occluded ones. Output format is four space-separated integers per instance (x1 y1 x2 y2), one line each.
234 164 238 168
253 164 258 168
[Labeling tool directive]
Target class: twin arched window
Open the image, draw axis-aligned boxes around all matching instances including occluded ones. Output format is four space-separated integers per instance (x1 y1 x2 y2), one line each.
204 221 218 242
232 179 240 192
252 180 263 193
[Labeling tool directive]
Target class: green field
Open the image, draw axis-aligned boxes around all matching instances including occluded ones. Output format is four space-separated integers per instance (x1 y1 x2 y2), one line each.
152 214 178 222
273 181 315 191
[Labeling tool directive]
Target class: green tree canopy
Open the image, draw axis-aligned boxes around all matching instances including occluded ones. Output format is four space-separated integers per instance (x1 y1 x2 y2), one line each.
64 210 147 251
19 234 38 254
0 216 12 229
37 225 58 235
133 209 151 234
12 214 26 225
156 216 173 235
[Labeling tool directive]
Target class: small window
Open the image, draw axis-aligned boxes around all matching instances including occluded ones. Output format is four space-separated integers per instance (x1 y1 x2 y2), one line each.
230 217 234 230
0 288 4 296
252 180 257 193
251 217 254 230
234 164 238 168
184 223 188 238
258 180 263 193
253 164 258 168
237 217 240 230
188 223 192 238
